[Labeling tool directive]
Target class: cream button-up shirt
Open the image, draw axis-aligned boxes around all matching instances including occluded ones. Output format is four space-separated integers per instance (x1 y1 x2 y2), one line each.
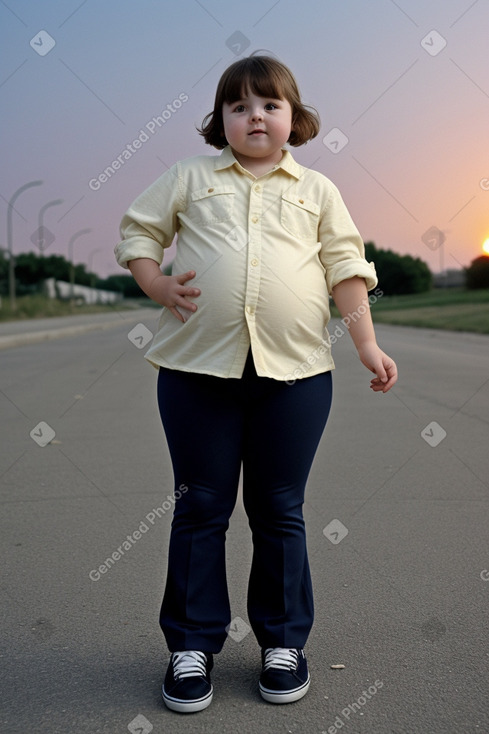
115 146 377 380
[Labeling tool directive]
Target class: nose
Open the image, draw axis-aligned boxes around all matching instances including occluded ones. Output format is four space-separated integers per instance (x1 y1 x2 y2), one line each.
250 107 263 121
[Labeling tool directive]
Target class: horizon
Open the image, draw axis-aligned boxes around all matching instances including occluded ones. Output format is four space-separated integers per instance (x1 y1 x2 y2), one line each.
1 0 488 278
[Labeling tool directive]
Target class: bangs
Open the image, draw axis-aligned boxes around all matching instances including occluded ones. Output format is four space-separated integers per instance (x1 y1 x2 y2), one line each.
220 58 290 104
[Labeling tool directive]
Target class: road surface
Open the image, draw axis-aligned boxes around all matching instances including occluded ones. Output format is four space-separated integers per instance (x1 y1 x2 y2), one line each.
1 309 488 733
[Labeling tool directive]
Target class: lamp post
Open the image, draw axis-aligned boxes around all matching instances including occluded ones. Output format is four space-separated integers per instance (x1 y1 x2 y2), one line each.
37 199 64 255
88 248 101 302
68 229 91 303
7 180 43 310
0 246 8 311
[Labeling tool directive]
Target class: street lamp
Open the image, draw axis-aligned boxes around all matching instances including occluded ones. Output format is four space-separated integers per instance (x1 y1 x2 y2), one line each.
7 180 43 310
88 248 101 300
68 229 91 303
0 246 9 310
36 199 64 255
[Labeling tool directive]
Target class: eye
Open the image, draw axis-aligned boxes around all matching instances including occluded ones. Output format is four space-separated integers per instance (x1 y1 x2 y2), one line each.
265 102 278 110
233 104 245 112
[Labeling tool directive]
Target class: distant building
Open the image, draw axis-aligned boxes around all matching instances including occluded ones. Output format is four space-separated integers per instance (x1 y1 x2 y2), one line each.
432 269 465 288
44 278 122 304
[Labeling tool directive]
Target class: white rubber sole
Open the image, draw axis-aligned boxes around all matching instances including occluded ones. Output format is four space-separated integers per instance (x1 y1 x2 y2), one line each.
162 685 213 713
259 675 310 704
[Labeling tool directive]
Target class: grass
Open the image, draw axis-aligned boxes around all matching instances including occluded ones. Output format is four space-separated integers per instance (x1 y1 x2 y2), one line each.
2 290 489 335
0 294 155 322
332 288 489 334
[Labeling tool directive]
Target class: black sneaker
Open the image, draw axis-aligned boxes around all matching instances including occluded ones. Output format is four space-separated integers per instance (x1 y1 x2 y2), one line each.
162 650 213 713
259 648 310 704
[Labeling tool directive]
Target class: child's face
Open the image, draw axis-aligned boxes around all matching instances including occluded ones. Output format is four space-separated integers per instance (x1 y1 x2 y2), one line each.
222 92 293 167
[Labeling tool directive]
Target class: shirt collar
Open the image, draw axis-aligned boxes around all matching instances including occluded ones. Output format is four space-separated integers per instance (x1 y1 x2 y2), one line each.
215 146 303 180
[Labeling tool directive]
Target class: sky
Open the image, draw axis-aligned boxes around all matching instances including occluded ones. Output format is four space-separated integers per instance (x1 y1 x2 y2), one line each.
1 0 488 278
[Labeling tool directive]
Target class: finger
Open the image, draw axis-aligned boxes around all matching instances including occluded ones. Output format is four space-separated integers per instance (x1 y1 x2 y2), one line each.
172 292 199 310
374 359 388 384
177 285 201 298
175 270 196 284
177 299 197 315
384 372 398 391
369 378 385 392
169 306 186 323
370 371 397 393
382 361 398 391
375 355 399 387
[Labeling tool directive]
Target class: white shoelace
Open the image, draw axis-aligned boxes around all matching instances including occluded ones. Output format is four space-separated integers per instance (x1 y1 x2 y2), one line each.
172 650 207 679
263 648 300 672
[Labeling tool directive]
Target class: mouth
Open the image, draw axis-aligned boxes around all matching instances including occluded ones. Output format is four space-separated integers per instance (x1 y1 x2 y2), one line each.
249 129 266 135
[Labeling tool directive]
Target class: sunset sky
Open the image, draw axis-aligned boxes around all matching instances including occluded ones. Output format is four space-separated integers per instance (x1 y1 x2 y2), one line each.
1 0 488 278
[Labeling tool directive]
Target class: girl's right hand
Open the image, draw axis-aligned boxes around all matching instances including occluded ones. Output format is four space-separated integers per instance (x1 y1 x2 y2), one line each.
147 270 200 323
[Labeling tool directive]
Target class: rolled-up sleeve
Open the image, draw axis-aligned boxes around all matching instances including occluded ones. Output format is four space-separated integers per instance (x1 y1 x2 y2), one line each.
318 184 378 293
115 162 183 269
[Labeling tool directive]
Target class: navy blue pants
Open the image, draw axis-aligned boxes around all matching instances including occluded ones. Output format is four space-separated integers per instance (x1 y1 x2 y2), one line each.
157 350 333 653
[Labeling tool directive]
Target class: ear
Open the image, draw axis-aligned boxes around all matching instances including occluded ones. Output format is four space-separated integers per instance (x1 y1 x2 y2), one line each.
287 112 298 143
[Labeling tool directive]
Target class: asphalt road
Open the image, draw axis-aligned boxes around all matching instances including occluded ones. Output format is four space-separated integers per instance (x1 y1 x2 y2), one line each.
1 309 488 734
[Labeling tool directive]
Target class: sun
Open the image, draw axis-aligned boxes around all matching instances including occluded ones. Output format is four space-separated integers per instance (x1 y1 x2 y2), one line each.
483 238 489 255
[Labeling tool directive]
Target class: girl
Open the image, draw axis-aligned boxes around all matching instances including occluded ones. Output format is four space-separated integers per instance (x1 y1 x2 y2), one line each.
115 54 397 714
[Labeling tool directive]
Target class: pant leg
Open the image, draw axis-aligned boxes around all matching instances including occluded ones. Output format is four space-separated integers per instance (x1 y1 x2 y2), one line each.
242 368 333 648
157 367 244 653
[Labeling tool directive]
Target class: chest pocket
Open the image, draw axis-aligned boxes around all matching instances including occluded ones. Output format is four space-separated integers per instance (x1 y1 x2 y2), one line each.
281 193 320 241
187 185 235 226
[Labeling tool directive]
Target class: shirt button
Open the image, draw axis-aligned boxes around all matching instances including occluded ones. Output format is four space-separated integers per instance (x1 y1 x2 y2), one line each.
251 216 259 224
299 198 304 204
250 258 259 267
253 184 261 192
246 305 255 315
208 187 214 193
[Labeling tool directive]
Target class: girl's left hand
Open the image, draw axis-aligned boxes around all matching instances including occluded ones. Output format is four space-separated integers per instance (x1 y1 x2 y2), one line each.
357 342 398 393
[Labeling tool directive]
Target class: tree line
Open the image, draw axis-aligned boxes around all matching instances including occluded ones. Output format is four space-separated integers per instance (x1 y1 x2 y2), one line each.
364 242 432 294
0 251 145 298
0 247 486 299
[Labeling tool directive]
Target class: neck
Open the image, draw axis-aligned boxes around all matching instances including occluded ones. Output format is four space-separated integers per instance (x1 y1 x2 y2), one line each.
231 149 285 177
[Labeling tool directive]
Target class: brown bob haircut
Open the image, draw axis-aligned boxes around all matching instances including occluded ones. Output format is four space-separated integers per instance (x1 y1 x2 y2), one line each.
198 54 320 149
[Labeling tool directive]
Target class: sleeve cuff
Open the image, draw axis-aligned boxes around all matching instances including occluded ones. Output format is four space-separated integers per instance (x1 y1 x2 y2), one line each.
114 239 164 270
326 258 378 294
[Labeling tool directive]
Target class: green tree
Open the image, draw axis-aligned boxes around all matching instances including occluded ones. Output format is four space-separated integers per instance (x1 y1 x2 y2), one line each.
97 274 146 298
364 242 432 295
0 251 8 295
465 255 489 289
11 251 97 293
